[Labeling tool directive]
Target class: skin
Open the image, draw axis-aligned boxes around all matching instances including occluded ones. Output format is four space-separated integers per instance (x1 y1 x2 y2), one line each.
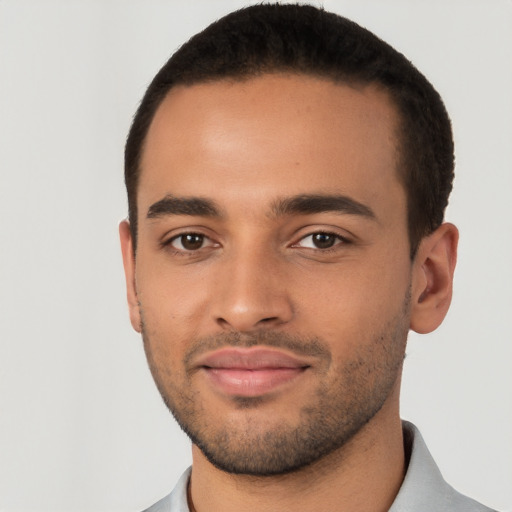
120 74 458 512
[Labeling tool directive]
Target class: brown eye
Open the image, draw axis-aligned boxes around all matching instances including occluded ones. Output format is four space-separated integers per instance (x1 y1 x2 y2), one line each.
311 233 336 249
294 231 346 250
171 233 206 251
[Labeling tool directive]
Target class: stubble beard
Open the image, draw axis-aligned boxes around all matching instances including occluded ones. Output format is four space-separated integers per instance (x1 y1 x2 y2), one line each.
141 291 410 476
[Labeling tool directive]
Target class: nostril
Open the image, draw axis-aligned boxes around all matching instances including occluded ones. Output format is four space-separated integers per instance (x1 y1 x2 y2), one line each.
215 315 281 331
213 295 294 331
216 318 230 328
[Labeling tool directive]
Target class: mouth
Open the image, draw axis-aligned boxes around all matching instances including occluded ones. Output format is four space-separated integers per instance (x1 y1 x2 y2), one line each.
196 347 311 397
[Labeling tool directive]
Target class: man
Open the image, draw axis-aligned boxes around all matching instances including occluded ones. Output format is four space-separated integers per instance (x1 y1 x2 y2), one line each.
120 4 497 511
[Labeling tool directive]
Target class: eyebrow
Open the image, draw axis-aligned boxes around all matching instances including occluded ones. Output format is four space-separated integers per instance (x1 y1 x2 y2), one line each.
270 194 376 219
146 193 376 221
147 195 221 219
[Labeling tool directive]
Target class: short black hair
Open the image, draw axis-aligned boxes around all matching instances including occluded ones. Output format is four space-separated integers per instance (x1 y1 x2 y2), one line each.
125 3 454 257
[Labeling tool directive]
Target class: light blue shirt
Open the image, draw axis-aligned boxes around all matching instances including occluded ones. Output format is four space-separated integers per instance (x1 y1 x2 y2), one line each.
143 421 497 512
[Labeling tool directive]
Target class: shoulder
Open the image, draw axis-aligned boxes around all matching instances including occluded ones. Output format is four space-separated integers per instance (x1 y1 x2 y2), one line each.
390 421 498 512
142 468 191 512
143 427 500 512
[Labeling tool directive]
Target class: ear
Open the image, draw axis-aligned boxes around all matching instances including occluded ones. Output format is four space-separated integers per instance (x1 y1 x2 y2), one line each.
410 223 459 334
119 220 142 333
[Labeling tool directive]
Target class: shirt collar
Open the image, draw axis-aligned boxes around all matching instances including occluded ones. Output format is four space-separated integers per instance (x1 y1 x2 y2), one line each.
154 421 490 512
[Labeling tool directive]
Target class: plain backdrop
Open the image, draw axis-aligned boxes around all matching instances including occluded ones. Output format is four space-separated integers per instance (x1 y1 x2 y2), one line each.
0 1 511 511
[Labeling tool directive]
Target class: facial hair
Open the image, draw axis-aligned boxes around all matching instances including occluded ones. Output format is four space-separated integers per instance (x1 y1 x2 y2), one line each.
141 290 410 476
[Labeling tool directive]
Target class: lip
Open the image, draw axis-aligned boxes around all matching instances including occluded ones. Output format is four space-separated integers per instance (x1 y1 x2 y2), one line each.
196 347 311 397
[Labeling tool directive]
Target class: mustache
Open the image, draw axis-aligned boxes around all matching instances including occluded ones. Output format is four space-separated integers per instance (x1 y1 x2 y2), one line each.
183 331 332 370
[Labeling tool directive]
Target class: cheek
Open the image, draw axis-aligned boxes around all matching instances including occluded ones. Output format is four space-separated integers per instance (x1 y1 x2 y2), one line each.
136 257 213 340
135 230 412 345
292 254 411 339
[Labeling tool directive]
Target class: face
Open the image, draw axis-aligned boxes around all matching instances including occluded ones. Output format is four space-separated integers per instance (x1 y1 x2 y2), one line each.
124 74 415 475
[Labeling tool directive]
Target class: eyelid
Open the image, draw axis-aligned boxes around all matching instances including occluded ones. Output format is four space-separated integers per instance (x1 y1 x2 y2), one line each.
290 226 353 248
171 233 215 251
160 227 221 253
294 232 347 249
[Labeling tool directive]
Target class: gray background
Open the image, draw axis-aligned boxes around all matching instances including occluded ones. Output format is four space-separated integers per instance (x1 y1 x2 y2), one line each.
0 1 511 511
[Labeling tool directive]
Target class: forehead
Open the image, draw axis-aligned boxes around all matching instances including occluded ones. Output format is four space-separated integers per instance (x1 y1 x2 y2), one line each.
139 74 402 215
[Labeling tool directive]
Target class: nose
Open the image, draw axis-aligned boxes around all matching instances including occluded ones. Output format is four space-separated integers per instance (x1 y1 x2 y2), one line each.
212 247 294 332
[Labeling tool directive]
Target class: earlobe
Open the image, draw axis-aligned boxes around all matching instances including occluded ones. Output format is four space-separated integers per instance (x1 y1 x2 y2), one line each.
119 220 142 333
410 223 458 334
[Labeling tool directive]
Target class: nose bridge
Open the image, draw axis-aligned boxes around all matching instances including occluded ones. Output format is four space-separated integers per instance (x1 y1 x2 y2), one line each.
213 239 293 331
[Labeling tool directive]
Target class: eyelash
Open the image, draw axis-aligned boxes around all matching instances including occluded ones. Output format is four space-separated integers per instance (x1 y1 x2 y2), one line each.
161 232 217 255
292 231 350 251
160 230 351 257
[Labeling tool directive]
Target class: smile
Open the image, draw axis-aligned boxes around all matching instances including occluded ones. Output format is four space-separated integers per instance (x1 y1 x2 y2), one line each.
196 347 311 397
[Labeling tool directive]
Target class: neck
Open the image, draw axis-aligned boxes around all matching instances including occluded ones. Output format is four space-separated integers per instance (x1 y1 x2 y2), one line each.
188 390 405 512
